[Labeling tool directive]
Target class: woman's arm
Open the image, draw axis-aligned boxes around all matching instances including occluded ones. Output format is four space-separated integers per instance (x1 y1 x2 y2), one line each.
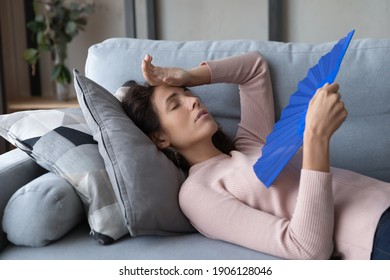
142 54 211 87
303 83 347 172
202 52 274 151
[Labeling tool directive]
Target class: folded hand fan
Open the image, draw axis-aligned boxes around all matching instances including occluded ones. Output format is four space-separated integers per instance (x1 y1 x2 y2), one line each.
253 30 355 188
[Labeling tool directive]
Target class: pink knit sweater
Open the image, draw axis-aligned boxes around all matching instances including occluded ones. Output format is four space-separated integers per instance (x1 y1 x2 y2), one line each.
179 52 390 260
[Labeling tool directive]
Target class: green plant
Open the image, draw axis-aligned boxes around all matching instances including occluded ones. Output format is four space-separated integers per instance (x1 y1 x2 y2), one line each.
23 0 94 84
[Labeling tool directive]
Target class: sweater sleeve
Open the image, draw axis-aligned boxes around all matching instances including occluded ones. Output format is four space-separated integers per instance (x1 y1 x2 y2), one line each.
202 51 274 152
179 169 334 260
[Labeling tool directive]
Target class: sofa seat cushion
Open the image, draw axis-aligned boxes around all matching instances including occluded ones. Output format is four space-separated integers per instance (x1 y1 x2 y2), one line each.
0 222 280 260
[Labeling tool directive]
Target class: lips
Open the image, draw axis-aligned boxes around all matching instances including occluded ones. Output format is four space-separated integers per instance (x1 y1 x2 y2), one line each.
195 109 208 122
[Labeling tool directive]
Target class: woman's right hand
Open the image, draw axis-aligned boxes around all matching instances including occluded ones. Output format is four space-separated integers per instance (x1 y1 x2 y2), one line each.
142 54 190 87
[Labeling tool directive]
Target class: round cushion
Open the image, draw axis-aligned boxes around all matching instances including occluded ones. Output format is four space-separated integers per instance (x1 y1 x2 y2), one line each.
2 172 85 247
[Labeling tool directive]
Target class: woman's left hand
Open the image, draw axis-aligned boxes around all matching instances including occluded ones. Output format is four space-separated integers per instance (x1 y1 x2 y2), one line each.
142 54 190 87
302 82 348 172
305 82 348 142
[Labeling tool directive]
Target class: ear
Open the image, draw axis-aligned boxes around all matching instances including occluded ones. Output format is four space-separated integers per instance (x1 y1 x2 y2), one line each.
150 132 171 149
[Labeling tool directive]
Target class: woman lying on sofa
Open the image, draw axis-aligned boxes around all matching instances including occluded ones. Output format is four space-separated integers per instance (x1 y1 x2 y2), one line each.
118 51 390 260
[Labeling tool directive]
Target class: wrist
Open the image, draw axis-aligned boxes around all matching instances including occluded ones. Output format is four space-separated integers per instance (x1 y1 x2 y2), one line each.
187 65 211 86
302 132 330 172
303 130 330 146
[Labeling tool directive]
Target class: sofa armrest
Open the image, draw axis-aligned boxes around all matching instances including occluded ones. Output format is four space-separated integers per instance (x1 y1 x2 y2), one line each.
0 149 47 253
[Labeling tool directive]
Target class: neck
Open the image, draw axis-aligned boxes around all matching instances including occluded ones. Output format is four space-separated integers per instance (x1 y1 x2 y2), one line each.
179 141 224 167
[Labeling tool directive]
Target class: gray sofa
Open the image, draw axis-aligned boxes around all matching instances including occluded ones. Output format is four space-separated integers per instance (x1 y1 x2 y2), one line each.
1 35 389 260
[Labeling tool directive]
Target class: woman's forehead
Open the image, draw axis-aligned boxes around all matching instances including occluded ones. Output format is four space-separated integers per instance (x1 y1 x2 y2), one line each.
153 86 192 101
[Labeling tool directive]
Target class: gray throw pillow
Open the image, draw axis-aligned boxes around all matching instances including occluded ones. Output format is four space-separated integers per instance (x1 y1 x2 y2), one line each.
0 108 128 244
2 172 85 247
73 69 195 236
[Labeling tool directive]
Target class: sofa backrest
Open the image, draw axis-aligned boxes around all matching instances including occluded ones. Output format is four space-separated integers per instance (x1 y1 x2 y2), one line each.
85 37 390 182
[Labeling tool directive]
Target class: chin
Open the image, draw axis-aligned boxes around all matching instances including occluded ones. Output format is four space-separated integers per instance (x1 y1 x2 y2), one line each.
198 118 219 140
210 120 219 134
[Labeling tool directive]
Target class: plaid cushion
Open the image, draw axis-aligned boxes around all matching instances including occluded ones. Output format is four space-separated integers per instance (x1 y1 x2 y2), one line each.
0 108 128 244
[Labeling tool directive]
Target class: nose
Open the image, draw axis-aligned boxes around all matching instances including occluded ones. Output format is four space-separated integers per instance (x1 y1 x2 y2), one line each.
190 96 200 110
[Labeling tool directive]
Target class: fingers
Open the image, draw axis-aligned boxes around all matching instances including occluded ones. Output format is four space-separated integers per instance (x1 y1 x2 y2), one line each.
308 82 348 139
322 83 345 114
142 54 154 73
142 54 159 84
323 82 339 93
328 86 348 129
315 82 342 102
144 54 152 62
163 76 175 86
141 55 189 87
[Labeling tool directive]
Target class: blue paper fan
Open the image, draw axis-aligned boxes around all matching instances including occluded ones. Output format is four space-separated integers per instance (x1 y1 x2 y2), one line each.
253 30 355 188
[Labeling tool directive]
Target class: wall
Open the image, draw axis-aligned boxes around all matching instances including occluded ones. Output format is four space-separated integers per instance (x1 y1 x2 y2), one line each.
284 0 390 43
156 0 390 42
2 0 389 99
66 0 127 75
156 0 268 41
28 0 269 97
40 0 127 97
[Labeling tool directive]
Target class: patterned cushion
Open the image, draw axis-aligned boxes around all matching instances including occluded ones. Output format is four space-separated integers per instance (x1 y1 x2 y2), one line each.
0 108 128 244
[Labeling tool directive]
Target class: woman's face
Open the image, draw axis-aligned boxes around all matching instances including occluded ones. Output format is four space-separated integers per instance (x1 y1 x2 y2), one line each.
151 86 218 151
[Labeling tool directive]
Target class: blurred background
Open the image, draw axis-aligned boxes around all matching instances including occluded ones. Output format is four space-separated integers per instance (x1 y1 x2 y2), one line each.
1 0 389 153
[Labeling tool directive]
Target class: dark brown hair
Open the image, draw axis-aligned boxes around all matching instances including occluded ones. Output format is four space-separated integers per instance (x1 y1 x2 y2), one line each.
121 81 235 171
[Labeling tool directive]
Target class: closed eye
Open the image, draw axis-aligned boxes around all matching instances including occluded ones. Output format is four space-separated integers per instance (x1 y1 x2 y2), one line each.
170 102 181 111
166 92 179 112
